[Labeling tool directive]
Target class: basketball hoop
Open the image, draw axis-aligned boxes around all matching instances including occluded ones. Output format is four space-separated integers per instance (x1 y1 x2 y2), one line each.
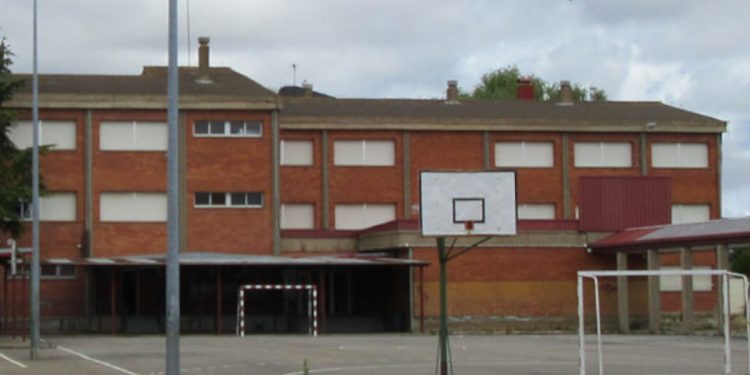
464 220 474 236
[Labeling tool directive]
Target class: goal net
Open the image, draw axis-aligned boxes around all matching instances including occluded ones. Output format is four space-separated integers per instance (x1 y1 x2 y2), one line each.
578 269 750 375
236 284 318 337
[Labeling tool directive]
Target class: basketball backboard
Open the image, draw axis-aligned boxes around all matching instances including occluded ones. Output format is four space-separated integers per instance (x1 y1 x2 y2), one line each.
420 171 517 236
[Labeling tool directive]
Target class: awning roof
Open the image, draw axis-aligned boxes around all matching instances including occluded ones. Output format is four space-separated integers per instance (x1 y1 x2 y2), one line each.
43 252 428 267
590 217 750 253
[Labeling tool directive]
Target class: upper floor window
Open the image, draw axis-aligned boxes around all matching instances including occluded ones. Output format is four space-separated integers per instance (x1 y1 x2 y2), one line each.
8 120 76 150
281 203 315 229
334 203 396 230
100 121 167 151
517 203 555 220
652 143 708 168
194 192 264 208
100 192 167 222
281 140 314 166
671 204 710 224
495 142 554 168
574 142 632 168
334 140 394 166
19 192 77 222
193 120 262 137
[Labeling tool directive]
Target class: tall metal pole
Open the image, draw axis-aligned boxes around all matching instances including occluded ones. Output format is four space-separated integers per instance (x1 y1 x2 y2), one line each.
30 0 41 360
166 0 181 373
437 237 449 375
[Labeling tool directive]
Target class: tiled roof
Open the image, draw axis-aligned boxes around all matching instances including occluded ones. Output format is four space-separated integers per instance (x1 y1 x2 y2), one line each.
11 66 275 98
280 97 724 127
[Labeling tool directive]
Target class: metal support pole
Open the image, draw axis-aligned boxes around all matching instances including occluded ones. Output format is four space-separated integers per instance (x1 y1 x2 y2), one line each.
577 275 585 375
419 266 424 334
110 270 116 335
437 237 450 375
216 268 222 334
166 0 181 373
616 252 629 333
30 0 41 360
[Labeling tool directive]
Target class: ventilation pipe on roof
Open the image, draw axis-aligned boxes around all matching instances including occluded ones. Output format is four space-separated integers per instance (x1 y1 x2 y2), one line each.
196 37 212 84
302 82 314 98
516 77 535 100
446 80 459 104
558 80 574 105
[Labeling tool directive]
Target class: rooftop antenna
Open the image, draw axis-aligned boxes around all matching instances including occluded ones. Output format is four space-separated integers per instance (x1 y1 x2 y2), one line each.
292 63 297 86
185 0 192 66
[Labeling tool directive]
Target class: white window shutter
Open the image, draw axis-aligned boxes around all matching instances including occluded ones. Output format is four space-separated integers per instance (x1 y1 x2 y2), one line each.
334 141 364 166
135 122 168 151
281 140 314 166
281 203 315 229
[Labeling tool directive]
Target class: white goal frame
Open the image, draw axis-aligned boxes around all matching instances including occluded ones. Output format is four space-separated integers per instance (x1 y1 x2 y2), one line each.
236 284 318 337
578 269 750 375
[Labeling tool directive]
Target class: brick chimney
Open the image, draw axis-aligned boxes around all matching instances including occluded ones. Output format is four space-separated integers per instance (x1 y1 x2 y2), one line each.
196 37 212 84
446 80 459 103
516 78 535 100
302 82 314 98
559 80 574 105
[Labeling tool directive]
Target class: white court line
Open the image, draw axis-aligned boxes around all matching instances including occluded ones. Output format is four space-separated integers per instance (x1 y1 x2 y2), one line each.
0 351 27 369
57 345 139 375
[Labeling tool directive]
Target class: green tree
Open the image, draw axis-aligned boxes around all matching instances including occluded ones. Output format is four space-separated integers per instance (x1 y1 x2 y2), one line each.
0 38 34 238
731 248 750 275
465 65 608 102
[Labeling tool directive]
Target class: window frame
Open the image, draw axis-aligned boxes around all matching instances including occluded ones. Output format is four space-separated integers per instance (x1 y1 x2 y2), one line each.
99 192 168 222
194 192 264 208
574 141 633 168
99 120 168 151
18 192 78 222
280 203 316 230
494 141 555 168
9 120 77 151
40 264 77 280
280 139 314 166
651 142 709 169
333 139 395 167
192 120 263 138
517 203 556 220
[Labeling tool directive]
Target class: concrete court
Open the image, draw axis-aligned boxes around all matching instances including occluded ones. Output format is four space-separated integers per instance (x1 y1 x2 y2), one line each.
0 334 748 375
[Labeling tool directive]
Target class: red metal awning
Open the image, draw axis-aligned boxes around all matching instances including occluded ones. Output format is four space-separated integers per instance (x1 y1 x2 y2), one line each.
589 217 750 253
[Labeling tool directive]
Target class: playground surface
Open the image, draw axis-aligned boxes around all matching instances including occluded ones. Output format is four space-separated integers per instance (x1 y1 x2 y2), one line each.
0 333 747 374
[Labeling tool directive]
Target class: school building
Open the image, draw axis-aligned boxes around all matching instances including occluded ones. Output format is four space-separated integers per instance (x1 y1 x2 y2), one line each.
1 38 743 335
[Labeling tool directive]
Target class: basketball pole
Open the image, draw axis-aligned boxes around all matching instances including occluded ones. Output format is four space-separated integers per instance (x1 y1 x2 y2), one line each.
437 237 449 375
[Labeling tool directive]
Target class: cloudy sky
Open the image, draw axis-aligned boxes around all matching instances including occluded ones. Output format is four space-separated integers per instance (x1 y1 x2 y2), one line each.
1 0 748 217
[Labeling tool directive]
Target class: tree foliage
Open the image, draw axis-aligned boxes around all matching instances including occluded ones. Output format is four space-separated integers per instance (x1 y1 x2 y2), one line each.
731 248 750 275
0 38 34 238
464 66 607 102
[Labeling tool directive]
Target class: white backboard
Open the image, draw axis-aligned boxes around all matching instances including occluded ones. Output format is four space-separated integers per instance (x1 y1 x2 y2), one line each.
420 171 517 236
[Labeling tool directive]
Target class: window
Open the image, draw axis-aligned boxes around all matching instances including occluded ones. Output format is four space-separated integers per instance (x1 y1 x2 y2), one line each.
517 203 555 220
652 143 708 168
660 266 712 292
100 192 167 222
8 120 76 150
281 140 314 166
574 142 632 168
495 142 554 168
334 203 396 230
100 121 167 151
334 140 395 166
671 204 710 224
281 203 315 229
41 264 77 279
18 193 77 221
193 120 262 137
194 192 263 208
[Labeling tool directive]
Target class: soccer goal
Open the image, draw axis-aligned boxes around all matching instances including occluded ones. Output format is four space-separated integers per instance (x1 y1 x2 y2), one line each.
236 284 318 337
578 269 750 375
